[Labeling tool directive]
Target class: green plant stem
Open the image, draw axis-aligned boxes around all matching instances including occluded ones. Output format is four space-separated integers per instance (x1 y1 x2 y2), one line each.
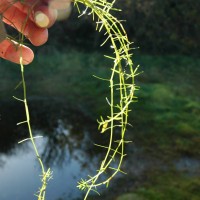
75 1 138 198
16 1 51 199
7 0 138 199
18 55 52 200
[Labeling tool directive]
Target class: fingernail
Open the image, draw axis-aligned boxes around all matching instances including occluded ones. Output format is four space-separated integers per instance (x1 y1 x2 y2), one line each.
34 11 50 28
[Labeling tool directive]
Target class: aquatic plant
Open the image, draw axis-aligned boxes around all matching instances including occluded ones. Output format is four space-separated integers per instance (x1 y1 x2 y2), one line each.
1 0 138 199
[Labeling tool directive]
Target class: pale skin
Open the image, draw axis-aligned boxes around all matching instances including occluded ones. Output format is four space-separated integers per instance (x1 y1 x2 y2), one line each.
0 0 71 65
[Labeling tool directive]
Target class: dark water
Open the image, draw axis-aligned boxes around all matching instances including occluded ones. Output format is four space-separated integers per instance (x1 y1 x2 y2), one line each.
1 98 200 200
0 98 105 200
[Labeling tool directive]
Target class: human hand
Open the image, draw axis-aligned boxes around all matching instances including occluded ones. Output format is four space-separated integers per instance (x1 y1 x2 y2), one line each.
0 0 71 65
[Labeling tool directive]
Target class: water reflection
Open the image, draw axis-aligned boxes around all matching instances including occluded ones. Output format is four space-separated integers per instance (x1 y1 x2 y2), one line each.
40 119 94 169
0 99 102 200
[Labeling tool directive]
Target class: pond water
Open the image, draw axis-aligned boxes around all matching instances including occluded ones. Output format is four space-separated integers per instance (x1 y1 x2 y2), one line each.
2 98 199 200
0 98 107 200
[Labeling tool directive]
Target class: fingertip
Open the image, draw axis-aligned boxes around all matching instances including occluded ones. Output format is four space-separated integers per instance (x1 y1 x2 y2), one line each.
28 25 48 46
22 47 34 65
34 11 50 28
34 6 57 28
4 42 34 65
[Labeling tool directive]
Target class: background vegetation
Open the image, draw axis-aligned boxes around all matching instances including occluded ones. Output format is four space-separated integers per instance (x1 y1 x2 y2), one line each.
43 0 200 55
1 0 200 199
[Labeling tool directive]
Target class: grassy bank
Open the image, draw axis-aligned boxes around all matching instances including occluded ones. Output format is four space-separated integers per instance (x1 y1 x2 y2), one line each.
111 171 200 200
1 52 200 155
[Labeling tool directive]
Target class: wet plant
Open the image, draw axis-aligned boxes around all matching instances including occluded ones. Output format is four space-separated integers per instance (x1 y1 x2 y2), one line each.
1 0 139 199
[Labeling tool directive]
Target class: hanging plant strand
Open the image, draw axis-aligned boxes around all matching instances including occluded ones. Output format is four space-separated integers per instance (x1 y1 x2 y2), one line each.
1 0 139 199
74 0 138 199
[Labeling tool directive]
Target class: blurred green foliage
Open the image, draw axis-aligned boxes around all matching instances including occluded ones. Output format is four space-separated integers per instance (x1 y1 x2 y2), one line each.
1 52 199 157
136 172 200 200
131 55 200 157
46 0 199 55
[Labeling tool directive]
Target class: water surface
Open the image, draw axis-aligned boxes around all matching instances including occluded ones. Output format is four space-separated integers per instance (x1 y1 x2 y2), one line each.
0 99 103 200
